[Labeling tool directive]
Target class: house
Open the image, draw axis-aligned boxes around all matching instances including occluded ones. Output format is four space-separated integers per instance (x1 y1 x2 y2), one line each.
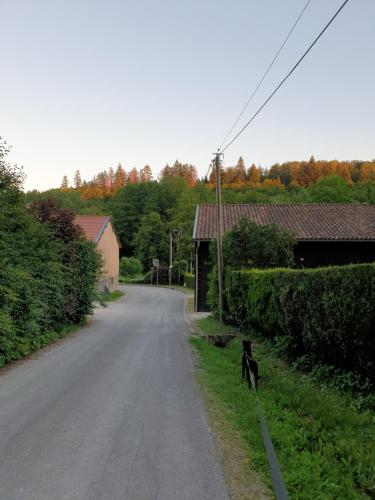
193 203 375 311
75 215 121 292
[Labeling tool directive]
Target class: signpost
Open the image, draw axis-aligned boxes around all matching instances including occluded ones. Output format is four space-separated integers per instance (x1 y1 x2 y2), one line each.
153 259 159 285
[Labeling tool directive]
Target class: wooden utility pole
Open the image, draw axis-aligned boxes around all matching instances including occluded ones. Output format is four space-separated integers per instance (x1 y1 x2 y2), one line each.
215 153 224 323
169 232 173 286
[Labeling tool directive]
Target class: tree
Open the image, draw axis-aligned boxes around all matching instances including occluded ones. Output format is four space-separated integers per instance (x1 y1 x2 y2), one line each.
119 256 143 277
307 176 354 203
128 167 139 184
73 170 82 189
159 160 198 186
61 175 69 191
110 182 160 255
29 197 82 243
233 156 246 184
0 138 24 193
208 217 295 313
139 165 153 183
29 198 102 322
221 217 295 269
115 163 126 188
134 212 168 269
247 164 261 184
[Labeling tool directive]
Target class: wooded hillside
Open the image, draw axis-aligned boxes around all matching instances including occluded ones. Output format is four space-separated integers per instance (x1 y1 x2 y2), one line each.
25 156 375 272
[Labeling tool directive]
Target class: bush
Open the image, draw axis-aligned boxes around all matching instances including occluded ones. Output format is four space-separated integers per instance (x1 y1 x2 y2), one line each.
183 273 195 289
208 218 295 313
120 256 143 277
222 217 295 269
0 154 102 366
225 264 375 388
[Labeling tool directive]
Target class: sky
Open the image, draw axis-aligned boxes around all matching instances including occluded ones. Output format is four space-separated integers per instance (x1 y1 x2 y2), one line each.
1 0 374 191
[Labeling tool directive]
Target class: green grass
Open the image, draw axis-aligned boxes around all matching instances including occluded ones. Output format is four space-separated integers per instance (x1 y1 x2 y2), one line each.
191 317 375 500
186 296 194 314
119 274 144 284
196 315 235 335
101 289 125 302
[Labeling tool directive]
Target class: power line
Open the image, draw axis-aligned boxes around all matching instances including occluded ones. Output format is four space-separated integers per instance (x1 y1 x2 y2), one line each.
220 0 350 154
218 0 312 152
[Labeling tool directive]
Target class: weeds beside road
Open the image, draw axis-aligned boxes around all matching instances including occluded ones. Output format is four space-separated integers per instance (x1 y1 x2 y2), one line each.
191 317 375 499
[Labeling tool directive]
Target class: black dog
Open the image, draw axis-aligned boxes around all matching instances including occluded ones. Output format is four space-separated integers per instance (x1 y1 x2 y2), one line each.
242 340 260 389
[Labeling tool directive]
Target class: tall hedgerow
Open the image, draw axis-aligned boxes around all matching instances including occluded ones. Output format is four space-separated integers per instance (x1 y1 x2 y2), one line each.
225 265 375 402
0 140 102 365
29 198 103 323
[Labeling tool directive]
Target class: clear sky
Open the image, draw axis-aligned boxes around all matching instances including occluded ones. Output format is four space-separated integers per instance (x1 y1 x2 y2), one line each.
1 0 374 191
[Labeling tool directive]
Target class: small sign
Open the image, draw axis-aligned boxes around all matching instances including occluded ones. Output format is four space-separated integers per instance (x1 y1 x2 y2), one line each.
153 259 159 267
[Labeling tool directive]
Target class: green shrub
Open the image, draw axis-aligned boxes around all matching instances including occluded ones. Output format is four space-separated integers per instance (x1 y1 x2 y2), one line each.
183 272 195 289
225 264 375 389
0 154 102 366
209 218 296 314
119 256 143 277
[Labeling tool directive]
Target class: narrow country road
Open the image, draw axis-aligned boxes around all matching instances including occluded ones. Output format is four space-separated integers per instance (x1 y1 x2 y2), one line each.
0 286 228 500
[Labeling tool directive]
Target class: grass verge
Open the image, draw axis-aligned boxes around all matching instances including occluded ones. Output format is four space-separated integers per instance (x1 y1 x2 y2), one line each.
101 289 125 302
196 315 234 335
119 274 144 284
190 317 375 500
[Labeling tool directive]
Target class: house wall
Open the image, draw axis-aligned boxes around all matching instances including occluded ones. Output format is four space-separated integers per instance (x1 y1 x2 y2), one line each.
294 241 375 268
195 242 211 312
96 222 120 292
195 240 375 312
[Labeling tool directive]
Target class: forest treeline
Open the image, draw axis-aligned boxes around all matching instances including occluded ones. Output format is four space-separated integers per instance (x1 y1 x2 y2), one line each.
59 156 375 200
27 163 375 274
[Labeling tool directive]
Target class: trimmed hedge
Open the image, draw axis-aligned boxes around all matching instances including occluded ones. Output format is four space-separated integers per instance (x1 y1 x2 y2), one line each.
225 264 375 384
183 273 195 289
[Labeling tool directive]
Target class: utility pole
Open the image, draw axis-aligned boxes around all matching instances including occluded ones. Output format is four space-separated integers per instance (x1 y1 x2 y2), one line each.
169 232 173 286
215 153 224 323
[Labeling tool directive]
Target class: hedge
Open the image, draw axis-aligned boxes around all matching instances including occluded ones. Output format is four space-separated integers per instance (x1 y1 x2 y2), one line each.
183 273 195 289
225 264 375 384
0 188 102 366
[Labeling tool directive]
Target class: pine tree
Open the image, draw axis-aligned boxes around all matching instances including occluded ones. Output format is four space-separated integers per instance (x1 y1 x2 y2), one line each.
128 167 139 184
61 175 69 191
73 170 82 189
107 167 115 187
234 156 246 184
139 165 153 182
247 164 261 184
115 163 126 188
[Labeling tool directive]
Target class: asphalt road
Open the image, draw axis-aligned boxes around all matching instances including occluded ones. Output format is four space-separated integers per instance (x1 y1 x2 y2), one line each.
0 285 228 500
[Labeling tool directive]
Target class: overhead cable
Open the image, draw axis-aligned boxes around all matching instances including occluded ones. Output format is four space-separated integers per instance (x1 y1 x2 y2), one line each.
218 0 312 151
220 0 350 153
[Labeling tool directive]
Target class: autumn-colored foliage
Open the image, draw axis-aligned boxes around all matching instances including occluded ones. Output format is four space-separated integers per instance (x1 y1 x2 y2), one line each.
160 160 198 187
60 156 375 200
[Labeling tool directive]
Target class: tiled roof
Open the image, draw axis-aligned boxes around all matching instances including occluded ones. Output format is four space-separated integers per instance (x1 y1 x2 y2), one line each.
192 204 375 241
74 215 111 242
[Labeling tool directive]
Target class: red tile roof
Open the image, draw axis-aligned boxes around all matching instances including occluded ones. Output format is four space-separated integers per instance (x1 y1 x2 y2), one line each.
74 215 112 242
193 204 375 241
